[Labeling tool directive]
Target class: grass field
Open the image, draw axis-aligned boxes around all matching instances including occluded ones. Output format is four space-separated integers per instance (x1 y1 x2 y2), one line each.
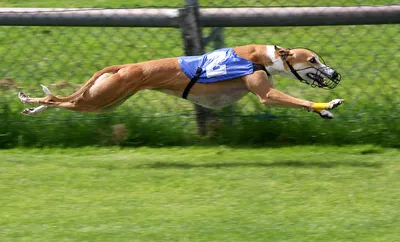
1 146 399 241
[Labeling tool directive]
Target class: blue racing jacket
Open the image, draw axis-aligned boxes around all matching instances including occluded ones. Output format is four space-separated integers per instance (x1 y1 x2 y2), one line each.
178 48 255 83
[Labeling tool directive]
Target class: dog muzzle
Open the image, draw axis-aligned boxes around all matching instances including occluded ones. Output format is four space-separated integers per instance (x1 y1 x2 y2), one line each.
286 62 341 90
305 66 341 89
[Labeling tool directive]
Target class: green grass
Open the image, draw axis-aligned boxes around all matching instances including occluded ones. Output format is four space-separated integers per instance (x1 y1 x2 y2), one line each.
0 146 399 241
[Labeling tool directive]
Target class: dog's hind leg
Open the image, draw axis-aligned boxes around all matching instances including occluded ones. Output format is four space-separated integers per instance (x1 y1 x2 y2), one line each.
20 65 144 114
21 105 48 116
18 91 54 105
18 64 144 114
69 66 143 112
17 73 115 106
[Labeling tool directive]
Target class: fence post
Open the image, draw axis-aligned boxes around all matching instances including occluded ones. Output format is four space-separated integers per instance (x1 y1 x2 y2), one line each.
179 0 212 136
211 28 235 126
212 27 224 50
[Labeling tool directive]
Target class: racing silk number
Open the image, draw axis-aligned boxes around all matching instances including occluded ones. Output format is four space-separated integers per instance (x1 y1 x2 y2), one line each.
178 48 255 83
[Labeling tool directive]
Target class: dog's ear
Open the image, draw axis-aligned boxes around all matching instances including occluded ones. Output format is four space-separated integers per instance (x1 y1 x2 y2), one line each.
274 45 293 61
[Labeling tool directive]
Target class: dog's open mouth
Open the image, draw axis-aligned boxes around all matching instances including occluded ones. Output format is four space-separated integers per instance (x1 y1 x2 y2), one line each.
306 70 341 89
307 73 328 87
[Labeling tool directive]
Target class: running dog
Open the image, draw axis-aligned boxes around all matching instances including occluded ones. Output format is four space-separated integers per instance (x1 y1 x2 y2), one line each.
18 45 344 118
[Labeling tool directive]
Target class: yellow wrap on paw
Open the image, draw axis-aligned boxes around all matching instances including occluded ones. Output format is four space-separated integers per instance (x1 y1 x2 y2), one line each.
312 103 328 111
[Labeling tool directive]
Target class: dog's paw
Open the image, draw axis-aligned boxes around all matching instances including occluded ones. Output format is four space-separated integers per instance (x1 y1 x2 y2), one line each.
318 110 334 119
326 99 344 110
21 105 47 116
18 92 29 104
21 107 37 115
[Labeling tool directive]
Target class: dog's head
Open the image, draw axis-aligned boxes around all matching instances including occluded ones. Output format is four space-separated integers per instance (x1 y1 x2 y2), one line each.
272 45 341 89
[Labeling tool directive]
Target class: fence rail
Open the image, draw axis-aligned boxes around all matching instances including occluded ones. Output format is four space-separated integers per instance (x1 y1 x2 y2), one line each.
0 6 399 27
199 6 400 26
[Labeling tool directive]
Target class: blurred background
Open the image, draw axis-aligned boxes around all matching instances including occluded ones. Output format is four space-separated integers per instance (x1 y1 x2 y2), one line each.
0 0 398 148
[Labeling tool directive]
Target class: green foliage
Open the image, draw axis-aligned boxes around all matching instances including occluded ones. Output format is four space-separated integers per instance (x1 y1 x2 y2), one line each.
215 114 399 147
0 0 399 148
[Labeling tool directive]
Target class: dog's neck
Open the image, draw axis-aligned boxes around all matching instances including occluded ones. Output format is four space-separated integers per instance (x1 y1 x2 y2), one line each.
265 45 292 78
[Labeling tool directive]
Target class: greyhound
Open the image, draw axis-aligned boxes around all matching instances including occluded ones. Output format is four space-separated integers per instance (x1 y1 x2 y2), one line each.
18 45 343 118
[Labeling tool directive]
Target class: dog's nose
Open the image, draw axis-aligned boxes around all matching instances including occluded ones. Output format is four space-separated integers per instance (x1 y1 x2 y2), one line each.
332 70 339 79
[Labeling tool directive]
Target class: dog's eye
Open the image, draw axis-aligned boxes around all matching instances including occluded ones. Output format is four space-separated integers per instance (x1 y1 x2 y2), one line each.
309 57 317 64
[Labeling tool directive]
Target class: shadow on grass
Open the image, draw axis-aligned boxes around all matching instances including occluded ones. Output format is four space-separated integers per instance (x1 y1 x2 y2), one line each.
135 160 382 169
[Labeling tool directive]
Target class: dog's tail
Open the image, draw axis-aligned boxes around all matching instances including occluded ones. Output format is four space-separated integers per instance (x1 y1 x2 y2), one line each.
43 65 128 102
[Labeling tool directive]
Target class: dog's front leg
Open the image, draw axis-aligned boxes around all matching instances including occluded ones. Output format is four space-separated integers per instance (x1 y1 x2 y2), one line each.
262 97 336 118
311 99 344 119
265 89 343 112
243 71 314 109
242 71 343 118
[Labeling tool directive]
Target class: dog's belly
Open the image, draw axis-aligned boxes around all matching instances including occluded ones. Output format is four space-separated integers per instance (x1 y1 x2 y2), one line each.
156 81 249 109
188 88 249 109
